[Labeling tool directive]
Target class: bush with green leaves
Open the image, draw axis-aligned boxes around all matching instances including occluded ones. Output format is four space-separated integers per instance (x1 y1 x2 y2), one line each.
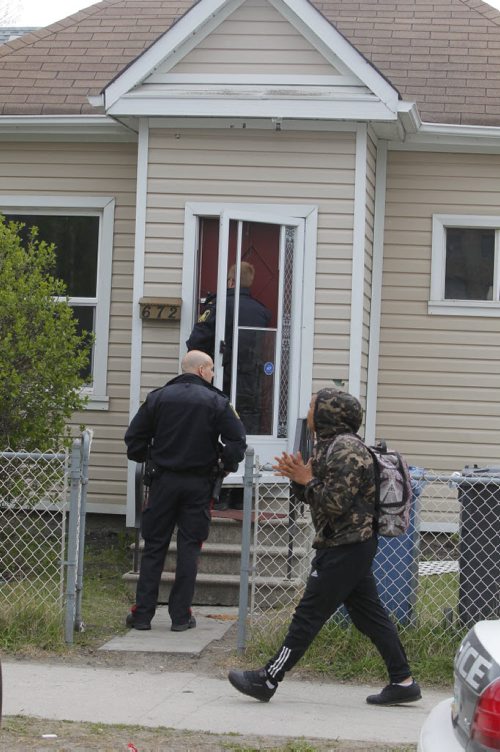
0 216 91 450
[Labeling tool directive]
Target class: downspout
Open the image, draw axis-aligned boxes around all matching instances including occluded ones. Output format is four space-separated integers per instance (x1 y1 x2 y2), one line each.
365 139 388 445
126 118 149 527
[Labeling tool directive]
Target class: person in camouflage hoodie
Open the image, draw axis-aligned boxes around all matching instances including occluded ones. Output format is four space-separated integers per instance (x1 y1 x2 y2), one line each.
228 388 421 707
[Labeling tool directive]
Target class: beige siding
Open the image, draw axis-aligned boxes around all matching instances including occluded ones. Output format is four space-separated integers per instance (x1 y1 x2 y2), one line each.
380 150 500 472
144 128 356 395
168 0 336 76
0 141 137 511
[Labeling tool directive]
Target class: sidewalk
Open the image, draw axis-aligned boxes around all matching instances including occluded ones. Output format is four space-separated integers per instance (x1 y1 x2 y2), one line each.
2 606 452 746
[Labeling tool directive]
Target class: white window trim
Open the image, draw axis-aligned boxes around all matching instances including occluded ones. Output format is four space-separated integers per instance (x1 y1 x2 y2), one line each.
430 214 500 317
0 195 115 409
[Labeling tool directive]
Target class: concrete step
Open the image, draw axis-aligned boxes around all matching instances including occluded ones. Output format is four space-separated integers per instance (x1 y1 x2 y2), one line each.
123 570 305 608
142 513 312 547
133 541 309 578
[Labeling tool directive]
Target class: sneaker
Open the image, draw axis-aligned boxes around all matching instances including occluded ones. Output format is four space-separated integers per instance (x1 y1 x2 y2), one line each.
125 612 151 631
171 615 196 632
228 668 277 703
366 680 422 705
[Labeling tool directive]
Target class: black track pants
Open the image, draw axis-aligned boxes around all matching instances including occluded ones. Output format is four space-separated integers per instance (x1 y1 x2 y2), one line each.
266 536 412 684
134 471 212 625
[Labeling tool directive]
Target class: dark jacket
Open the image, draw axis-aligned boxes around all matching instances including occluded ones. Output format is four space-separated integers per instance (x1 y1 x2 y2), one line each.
294 388 376 548
124 374 246 473
186 288 271 366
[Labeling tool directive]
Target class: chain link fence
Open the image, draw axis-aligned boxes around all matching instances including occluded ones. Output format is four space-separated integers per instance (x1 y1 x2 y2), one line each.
0 432 91 644
245 463 500 647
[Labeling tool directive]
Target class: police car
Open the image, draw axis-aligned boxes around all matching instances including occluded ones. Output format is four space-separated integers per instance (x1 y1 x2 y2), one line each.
418 620 500 751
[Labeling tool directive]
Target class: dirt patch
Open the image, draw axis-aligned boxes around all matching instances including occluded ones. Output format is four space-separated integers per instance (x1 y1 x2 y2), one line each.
0 716 416 751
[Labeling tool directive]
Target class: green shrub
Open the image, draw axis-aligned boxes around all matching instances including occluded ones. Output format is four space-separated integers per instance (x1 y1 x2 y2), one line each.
0 216 91 450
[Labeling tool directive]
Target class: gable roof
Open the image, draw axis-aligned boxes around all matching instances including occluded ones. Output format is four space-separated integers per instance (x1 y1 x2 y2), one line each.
0 0 499 126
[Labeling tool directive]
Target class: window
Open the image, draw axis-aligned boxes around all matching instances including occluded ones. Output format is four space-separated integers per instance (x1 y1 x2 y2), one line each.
1 196 115 408
430 215 500 316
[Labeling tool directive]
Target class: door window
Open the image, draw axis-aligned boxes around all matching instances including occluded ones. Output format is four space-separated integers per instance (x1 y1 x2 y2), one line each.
193 217 294 437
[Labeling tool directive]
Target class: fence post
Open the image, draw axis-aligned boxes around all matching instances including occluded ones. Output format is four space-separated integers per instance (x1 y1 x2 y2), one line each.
74 430 92 631
237 447 255 654
64 438 82 644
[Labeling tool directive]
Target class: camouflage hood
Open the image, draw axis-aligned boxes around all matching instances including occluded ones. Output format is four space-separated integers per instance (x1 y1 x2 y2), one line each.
313 388 363 440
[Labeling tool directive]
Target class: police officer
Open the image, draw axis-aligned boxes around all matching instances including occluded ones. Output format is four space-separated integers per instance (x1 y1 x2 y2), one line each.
186 261 271 435
124 350 246 632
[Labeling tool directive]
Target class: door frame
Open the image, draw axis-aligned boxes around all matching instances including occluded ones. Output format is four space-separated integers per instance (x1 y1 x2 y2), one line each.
180 202 318 449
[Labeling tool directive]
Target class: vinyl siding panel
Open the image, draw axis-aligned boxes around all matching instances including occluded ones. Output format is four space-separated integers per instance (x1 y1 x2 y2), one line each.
145 127 356 395
0 141 137 511
168 0 336 76
380 150 500 472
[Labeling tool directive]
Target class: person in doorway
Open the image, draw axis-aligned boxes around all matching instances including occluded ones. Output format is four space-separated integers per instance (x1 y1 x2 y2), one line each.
124 350 246 632
186 261 271 434
187 261 270 509
227 387 421 706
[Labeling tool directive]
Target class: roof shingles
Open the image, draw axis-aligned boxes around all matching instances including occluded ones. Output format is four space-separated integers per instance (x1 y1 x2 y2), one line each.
0 0 499 124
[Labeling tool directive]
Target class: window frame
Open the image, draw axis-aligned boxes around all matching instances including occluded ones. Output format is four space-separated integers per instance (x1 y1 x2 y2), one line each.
0 195 115 410
430 214 500 317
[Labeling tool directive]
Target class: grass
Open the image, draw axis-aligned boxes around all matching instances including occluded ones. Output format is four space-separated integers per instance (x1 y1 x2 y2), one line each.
0 518 462 686
245 599 467 686
75 527 135 649
0 524 134 654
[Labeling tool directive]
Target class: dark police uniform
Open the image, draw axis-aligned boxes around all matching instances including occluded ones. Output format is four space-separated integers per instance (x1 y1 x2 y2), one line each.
186 288 271 433
125 373 246 628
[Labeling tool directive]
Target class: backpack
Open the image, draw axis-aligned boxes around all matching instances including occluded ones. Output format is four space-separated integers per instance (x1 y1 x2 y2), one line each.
365 440 413 537
332 435 413 537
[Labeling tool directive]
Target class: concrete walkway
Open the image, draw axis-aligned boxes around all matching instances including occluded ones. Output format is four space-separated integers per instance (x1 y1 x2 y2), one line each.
3 661 451 745
2 606 452 745
99 606 239 654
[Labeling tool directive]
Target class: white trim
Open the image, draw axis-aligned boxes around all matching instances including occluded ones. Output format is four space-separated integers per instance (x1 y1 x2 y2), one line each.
126 119 149 527
0 195 114 210
298 209 317 417
147 74 361 86
365 139 387 446
0 115 135 141
0 194 115 405
430 214 500 317
391 121 500 153
428 301 500 317
148 118 360 132
107 96 396 121
348 124 367 399
92 198 114 399
82 395 109 410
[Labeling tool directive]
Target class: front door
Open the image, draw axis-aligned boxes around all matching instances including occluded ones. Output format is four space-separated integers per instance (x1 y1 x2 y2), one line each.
189 209 307 465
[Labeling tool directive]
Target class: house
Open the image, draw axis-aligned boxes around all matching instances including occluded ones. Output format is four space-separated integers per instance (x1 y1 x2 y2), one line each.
1 0 499 525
